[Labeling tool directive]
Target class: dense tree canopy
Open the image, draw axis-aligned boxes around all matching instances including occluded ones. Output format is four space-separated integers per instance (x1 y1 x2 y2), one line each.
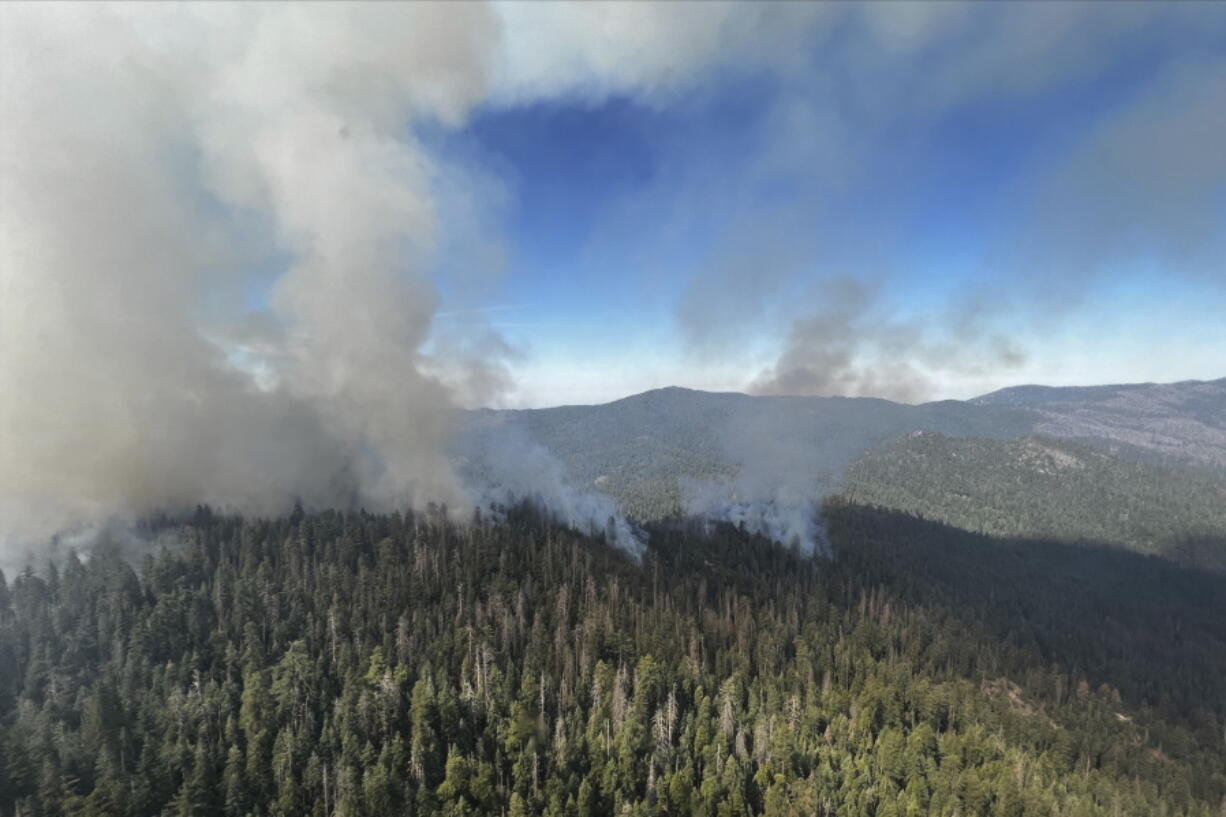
843 433 1226 572
1 502 1223 816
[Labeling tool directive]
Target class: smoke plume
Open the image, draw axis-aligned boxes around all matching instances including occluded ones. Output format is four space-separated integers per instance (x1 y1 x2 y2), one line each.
456 422 646 557
749 278 1027 403
0 4 500 560
5 2 810 564
4 2 1221 567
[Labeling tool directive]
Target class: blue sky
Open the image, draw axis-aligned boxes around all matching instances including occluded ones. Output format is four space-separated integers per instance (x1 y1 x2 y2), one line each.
417 2 1226 406
17 2 1221 413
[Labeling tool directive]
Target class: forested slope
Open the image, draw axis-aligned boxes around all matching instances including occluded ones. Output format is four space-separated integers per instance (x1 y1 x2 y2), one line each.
458 387 1036 521
842 433 1226 572
1 504 1224 816
457 379 1226 530
972 378 1226 470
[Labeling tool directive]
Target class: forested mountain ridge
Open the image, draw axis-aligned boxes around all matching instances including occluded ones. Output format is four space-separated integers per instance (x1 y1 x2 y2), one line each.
457 379 1226 568
457 387 1039 521
970 378 1226 470
1 504 1225 816
3 378 1221 815
842 432 1226 572
459 380 1226 521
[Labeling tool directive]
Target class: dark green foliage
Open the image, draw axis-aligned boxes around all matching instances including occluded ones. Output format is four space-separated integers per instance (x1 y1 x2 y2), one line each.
1 502 1224 816
843 432 1226 571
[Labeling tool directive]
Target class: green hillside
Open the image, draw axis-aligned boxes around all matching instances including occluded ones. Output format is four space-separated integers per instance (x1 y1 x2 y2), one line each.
842 433 1226 572
458 381 1226 536
458 387 1037 522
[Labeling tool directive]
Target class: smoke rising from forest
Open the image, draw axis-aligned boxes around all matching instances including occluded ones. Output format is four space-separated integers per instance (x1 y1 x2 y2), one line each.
3 3 1223 566
456 423 647 557
1 2 794 563
0 5 496 562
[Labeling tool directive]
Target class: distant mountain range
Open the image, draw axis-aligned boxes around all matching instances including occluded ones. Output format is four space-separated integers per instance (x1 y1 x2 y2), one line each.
460 386 1035 519
971 377 1226 469
457 377 1226 569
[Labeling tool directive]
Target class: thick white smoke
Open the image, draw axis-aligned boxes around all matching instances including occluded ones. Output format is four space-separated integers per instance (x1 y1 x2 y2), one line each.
4 2 821 565
0 5 501 561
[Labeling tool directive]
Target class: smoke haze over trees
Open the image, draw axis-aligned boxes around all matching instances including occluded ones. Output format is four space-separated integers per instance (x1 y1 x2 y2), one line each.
5 2 1226 557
